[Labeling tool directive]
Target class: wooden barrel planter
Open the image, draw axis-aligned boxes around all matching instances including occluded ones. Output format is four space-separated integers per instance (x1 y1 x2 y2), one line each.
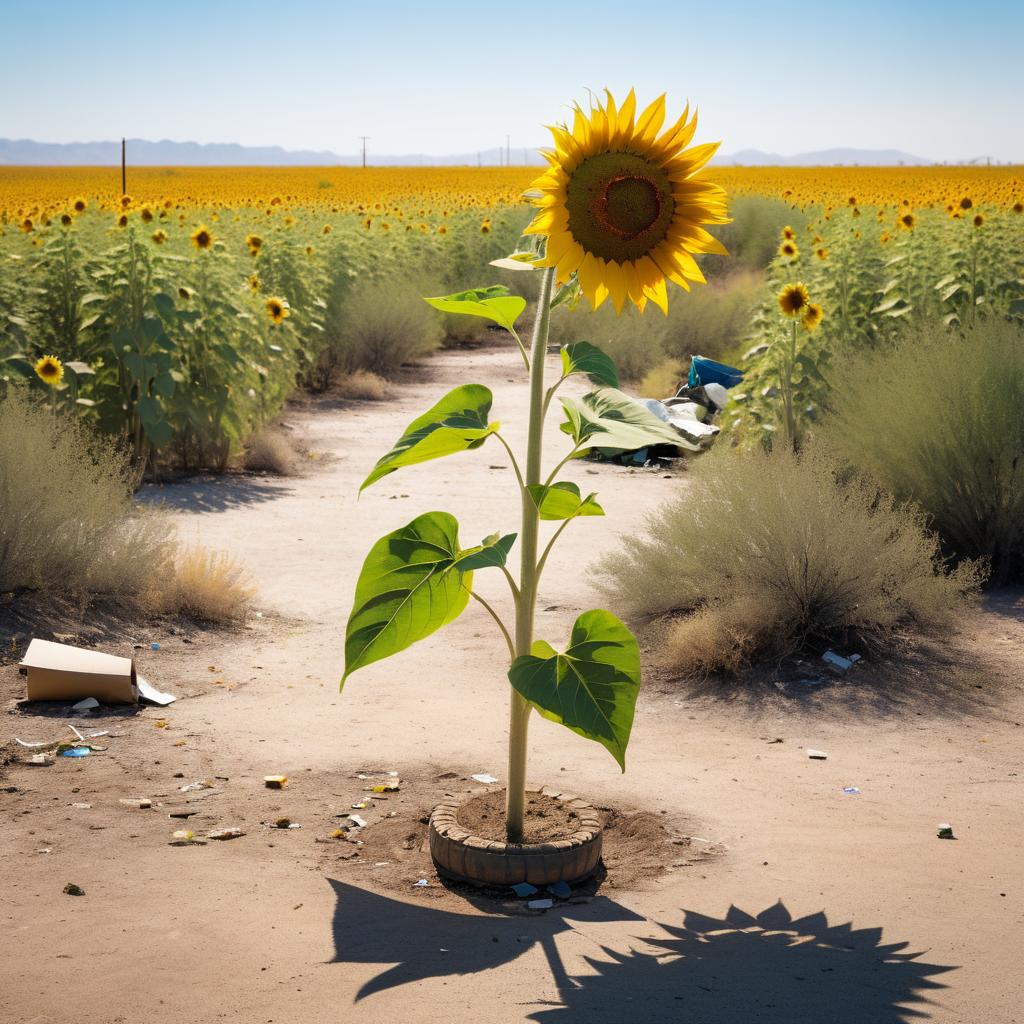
428 786 603 887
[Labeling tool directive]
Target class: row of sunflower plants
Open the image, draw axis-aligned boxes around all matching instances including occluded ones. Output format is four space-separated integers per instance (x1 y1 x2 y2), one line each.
724 201 1024 447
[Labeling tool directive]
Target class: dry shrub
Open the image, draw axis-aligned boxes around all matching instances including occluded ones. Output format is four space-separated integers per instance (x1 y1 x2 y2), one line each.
244 428 297 475
639 359 685 399
0 388 174 597
825 317 1024 585
593 443 981 675
153 546 256 624
335 369 388 401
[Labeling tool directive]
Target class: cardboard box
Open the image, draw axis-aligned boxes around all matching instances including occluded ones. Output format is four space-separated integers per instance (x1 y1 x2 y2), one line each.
21 638 138 704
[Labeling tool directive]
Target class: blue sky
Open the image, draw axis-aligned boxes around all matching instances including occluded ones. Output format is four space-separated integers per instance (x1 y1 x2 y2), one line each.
3 0 1022 161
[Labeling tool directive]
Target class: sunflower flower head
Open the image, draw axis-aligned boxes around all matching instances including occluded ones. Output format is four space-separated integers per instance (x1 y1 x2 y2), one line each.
525 89 729 314
152 229 167 244
778 240 799 261
246 233 263 255
73 197 87 213
897 211 916 231
34 354 64 387
802 302 824 332
781 225 795 240
778 282 811 318
191 225 213 250
265 296 290 324
973 212 985 228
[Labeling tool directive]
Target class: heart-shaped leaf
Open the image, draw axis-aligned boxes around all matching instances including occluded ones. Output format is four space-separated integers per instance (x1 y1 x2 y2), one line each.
361 384 498 491
454 532 517 571
508 610 640 770
527 482 604 521
343 512 472 684
424 292 526 334
560 342 619 388
560 388 702 454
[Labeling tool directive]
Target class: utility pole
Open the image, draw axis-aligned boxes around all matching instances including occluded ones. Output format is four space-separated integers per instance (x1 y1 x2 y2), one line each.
121 137 126 195
506 134 511 167
359 136 369 168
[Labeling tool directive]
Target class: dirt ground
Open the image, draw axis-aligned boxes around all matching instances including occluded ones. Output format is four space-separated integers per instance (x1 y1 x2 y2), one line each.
2 343 1023 1024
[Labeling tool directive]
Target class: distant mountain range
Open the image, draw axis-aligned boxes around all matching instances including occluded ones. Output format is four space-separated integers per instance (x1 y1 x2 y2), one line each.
0 138 1006 167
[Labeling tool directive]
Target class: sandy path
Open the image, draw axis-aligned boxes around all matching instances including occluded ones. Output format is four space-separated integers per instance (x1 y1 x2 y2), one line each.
3 344 1023 1024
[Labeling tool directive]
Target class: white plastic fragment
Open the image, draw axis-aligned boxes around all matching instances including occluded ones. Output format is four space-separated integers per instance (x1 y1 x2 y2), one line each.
471 773 499 784
822 651 855 672
807 749 828 760
527 898 554 910
72 697 100 710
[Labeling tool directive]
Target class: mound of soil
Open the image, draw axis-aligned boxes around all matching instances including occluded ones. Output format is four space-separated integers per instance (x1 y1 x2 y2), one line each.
458 789 581 844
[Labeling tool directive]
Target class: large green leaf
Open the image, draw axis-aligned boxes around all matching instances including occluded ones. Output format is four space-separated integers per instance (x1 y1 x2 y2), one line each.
508 610 640 770
454 532 517 571
343 511 472 684
560 388 702 454
560 342 619 388
361 384 498 491
527 482 604 521
423 291 526 334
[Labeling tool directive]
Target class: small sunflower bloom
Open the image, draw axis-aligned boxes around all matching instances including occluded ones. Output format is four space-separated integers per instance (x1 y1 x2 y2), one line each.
265 296 290 324
245 233 263 255
778 240 799 260
778 282 811 318
73 197 87 213
34 354 64 387
152 229 167 244
191 225 213 250
802 302 824 332
781 225 795 240
973 213 985 228
815 247 828 260
897 212 916 231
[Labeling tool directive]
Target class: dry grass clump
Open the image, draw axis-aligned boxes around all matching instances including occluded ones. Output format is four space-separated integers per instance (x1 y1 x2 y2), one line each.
151 546 256 624
639 359 685 399
825 317 1024 585
335 369 388 401
0 388 174 597
244 428 298 475
593 443 981 676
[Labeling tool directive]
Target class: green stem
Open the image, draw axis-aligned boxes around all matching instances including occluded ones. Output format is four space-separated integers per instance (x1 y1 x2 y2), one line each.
492 431 526 493
470 591 516 661
506 265 555 843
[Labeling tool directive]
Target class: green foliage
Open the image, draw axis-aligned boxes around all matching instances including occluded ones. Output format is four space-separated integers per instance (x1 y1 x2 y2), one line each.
559 341 620 387
594 443 981 675
360 383 498 491
343 511 474 684
825 317 1024 584
508 610 640 770
423 291 526 334
528 482 604 520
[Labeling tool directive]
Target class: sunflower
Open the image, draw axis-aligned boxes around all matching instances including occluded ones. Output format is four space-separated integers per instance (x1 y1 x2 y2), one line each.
1013 202 1023 215
778 240 799 260
60 213 73 226
152 229 167 244
525 89 729 313
73 197 87 213
778 282 810 318
20 218 32 233
245 233 263 254
248 272 261 293
140 207 154 223
265 296 289 324
34 354 63 387
191 225 213 250
959 196 973 210
973 213 985 228
802 302 824 332
815 247 829 260
120 194 132 208
480 217 492 235
781 225 795 240
117 213 128 228
897 211 916 231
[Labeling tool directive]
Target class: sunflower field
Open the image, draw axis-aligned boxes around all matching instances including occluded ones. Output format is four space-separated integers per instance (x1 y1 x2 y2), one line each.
1 162 1022 474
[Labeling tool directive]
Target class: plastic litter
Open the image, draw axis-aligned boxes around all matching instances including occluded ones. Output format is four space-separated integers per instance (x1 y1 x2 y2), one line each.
169 829 204 846
842 787 860 795
511 882 538 897
72 697 100 711
527 898 554 910
119 798 152 809
937 823 955 839
63 883 85 896
471 773 499 784
807 749 828 760
15 737 50 749
413 879 430 887
27 753 54 766
688 355 744 389
61 746 91 758
150 642 161 651
208 828 245 840
347 814 367 828
179 780 214 792
350 802 367 809
822 650 861 673
264 775 288 789
547 881 572 899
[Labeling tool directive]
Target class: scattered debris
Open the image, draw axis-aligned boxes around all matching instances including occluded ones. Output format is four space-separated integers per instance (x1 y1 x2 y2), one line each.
179 780 214 792
842 787 861 795
118 798 152 809
264 775 288 789
547 881 572 899
370 780 400 793
26 753 54 767
72 697 100 711
511 882 538 897
413 879 430 888
60 746 91 758
62 883 85 897
71 802 92 809
169 830 205 846
471 773 499 784
822 650 862 673
807 749 828 760
150 642 161 651
527 898 554 910
137 675 176 706
937 823 956 840
347 814 367 829
168 810 197 819
350 802 367 809
208 828 245 841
